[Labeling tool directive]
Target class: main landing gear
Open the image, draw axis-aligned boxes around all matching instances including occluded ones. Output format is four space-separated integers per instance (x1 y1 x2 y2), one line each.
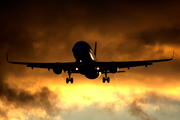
66 71 73 83
103 72 110 83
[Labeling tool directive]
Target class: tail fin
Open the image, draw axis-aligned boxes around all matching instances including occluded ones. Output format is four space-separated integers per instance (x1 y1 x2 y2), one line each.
94 42 97 56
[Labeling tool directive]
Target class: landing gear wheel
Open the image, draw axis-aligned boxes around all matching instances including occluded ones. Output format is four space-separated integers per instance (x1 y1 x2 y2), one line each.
103 77 106 83
102 72 110 83
70 78 73 83
66 78 73 84
66 71 73 84
107 77 110 83
66 78 69 83
102 77 110 83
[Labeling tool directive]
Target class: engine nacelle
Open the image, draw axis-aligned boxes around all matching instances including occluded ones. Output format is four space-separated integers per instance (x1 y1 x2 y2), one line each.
109 67 118 73
53 68 62 74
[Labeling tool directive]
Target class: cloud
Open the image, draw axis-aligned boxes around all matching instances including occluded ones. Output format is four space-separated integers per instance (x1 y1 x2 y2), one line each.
127 91 180 120
128 27 180 46
129 98 153 120
0 1 180 119
0 76 61 118
0 109 7 120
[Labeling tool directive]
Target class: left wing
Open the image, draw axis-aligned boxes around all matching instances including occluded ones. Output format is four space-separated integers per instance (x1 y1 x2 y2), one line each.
6 53 77 72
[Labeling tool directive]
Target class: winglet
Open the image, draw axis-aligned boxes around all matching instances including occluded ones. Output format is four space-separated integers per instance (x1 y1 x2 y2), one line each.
6 52 11 63
171 50 174 60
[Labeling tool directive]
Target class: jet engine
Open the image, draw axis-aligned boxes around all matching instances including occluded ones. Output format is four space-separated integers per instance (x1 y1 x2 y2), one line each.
109 67 118 73
53 68 62 74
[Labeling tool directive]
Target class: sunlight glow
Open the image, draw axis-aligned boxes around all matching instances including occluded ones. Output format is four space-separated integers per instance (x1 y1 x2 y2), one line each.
89 52 94 60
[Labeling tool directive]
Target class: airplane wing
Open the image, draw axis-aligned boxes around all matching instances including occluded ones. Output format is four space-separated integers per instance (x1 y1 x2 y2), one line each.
96 55 173 73
7 52 173 73
97 58 173 68
6 53 78 72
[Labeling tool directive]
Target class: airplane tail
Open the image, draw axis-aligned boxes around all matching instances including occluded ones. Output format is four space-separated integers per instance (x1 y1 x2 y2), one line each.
94 42 97 56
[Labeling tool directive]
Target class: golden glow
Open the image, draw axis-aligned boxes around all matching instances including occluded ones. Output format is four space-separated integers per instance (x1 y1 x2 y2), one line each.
2 1 180 119
4 73 180 119
55 82 180 111
7 75 180 98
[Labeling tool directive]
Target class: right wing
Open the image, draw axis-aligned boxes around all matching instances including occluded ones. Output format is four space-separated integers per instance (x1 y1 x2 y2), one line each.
95 53 174 73
96 57 173 69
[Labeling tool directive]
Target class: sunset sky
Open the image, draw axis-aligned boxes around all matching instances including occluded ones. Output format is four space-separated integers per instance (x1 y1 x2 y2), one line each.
1 1 180 120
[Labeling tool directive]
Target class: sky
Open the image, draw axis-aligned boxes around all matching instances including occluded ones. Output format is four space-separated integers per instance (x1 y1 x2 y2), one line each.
1 0 180 120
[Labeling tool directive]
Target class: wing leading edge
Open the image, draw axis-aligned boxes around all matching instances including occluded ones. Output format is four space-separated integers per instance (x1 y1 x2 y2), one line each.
96 51 174 72
96 56 173 69
7 52 174 70
6 53 77 72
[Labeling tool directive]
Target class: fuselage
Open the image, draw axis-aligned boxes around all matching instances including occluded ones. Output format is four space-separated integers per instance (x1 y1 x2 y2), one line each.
72 41 100 79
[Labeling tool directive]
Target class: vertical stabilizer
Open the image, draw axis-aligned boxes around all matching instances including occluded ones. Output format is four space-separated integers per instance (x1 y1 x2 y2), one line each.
94 42 97 56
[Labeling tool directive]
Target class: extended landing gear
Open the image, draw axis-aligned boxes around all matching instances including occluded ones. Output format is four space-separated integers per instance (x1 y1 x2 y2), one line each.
103 72 110 83
66 71 73 83
103 77 110 83
66 78 73 83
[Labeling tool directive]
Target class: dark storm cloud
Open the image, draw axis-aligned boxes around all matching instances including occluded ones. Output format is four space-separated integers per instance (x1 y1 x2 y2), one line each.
0 77 60 116
144 91 180 107
0 0 179 85
1 0 180 57
128 27 180 46
129 99 153 120
128 91 180 120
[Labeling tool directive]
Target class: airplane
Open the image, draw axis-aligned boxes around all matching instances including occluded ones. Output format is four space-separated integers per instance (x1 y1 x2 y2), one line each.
7 41 173 83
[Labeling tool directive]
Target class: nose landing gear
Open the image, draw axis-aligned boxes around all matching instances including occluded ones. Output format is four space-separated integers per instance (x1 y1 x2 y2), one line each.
66 71 73 83
103 72 110 83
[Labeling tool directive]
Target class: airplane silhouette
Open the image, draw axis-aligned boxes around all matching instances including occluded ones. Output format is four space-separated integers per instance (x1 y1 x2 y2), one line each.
7 41 173 83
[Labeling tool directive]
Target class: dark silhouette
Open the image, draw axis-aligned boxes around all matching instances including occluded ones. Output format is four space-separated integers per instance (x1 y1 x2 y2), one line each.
7 41 173 83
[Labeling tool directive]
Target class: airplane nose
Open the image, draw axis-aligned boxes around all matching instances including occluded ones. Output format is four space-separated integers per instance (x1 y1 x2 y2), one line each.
72 41 91 52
